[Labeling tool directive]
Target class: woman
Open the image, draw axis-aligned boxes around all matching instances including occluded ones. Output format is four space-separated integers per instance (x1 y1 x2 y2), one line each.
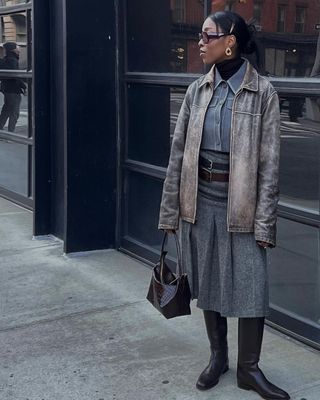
158 11 290 400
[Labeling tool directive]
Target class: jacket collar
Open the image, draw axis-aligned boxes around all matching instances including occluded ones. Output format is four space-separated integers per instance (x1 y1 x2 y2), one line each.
213 59 247 94
199 58 258 92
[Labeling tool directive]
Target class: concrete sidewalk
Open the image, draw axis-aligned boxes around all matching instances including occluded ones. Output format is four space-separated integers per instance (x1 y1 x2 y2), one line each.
0 197 319 400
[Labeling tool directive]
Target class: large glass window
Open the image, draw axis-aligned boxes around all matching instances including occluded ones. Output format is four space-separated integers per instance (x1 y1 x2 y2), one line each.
0 12 28 69
294 6 306 34
0 1 30 4
0 139 28 195
122 0 320 347
225 1 236 12
126 1 320 78
0 0 32 207
172 0 186 24
277 5 286 33
127 84 171 167
0 77 29 136
123 170 178 261
279 94 320 215
125 171 163 248
126 0 204 73
253 2 262 27
269 218 320 327
209 1 320 78
127 84 185 167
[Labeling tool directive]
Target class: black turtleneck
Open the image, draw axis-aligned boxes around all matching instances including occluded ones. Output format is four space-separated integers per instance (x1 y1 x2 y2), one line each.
216 57 245 81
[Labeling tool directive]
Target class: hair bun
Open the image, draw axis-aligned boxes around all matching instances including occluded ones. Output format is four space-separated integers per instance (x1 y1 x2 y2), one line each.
247 22 257 36
242 21 257 54
242 38 257 54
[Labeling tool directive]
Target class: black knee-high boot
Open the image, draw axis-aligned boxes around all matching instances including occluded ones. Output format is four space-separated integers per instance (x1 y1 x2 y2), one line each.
237 317 290 400
196 310 229 390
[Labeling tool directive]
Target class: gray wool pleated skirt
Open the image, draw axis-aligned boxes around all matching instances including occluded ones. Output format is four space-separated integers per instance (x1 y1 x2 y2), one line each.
179 149 270 318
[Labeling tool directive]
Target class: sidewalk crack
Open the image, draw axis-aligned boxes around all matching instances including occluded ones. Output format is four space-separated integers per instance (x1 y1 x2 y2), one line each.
290 380 320 395
0 300 145 333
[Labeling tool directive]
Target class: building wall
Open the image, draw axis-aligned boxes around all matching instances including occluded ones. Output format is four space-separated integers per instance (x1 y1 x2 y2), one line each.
211 0 319 35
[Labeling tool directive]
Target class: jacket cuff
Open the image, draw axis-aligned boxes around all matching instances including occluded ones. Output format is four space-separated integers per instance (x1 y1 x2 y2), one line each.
158 222 179 231
255 234 276 248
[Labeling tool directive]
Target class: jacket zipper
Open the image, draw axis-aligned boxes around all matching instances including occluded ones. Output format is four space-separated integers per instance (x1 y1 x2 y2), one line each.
192 83 214 222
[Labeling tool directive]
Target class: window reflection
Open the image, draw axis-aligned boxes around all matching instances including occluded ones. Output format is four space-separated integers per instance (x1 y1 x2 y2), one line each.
127 0 320 77
127 84 188 167
295 6 306 34
0 139 28 195
125 170 178 261
211 0 320 78
0 77 28 134
277 5 286 33
0 1 29 5
127 84 171 167
127 0 204 73
269 218 320 327
0 12 27 70
170 87 185 139
171 0 204 73
126 171 163 247
279 95 320 214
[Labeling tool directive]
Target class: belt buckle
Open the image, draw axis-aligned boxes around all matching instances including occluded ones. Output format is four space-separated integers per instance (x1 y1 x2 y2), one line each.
207 159 213 170
202 166 215 181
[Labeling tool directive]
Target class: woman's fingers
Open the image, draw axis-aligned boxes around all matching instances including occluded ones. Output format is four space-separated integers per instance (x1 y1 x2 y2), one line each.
257 240 269 248
164 229 176 234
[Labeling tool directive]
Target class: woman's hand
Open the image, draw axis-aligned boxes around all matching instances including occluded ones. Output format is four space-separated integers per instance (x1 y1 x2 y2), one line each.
256 240 271 249
164 229 176 234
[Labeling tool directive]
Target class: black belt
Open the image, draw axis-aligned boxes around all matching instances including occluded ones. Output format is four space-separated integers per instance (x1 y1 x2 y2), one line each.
199 167 229 182
199 155 229 172
198 154 229 182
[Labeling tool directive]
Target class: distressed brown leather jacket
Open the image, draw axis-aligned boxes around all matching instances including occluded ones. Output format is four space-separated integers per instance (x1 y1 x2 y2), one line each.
158 59 281 247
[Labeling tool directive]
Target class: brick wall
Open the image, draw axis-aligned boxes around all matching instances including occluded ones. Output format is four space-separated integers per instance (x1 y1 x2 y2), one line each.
210 0 319 35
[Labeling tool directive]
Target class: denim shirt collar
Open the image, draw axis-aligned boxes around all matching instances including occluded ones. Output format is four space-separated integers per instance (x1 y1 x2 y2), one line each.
199 58 258 92
213 59 247 94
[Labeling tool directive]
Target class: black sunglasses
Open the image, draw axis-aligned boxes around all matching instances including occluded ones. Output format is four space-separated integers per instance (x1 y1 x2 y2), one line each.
199 23 235 44
198 32 229 44
199 32 230 44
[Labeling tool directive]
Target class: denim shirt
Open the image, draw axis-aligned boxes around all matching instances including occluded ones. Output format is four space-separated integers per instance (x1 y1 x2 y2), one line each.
201 60 247 152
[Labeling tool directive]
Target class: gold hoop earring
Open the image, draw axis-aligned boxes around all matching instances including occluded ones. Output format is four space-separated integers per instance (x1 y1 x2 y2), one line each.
225 47 232 56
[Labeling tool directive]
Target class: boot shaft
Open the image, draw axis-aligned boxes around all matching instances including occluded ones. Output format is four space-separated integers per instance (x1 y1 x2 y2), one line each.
237 317 264 365
203 310 228 350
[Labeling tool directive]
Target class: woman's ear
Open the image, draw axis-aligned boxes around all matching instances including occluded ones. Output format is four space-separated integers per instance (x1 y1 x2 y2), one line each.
227 34 237 50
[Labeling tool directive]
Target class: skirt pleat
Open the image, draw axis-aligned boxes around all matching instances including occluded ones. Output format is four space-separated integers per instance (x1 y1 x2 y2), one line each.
179 149 269 318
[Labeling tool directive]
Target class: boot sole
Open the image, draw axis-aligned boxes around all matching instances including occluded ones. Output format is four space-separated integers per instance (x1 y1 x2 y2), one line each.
237 382 252 391
237 382 290 400
196 366 229 391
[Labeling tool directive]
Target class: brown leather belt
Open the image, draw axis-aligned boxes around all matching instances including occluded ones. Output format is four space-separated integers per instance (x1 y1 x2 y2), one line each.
199 166 229 182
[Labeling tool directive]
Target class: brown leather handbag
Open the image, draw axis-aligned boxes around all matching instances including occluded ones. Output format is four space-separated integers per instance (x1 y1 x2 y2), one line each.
146 232 191 319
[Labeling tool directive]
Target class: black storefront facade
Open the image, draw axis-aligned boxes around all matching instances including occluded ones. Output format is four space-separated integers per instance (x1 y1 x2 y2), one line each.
0 0 319 350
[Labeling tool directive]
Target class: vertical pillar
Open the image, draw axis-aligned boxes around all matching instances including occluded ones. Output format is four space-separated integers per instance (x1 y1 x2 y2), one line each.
64 0 117 252
33 0 52 235
48 0 66 239
37 0 117 251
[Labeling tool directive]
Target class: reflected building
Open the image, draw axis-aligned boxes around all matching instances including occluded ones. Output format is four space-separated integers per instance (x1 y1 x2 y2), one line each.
172 0 320 76
211 0 319 77
171 0 204 72
0 0 27 68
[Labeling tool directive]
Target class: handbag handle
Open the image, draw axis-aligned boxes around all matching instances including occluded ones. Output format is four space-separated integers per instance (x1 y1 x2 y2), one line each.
160 232 183 278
